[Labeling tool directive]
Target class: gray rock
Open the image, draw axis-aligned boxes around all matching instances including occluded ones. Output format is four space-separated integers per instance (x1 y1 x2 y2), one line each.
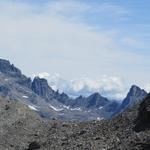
1 94 150 150
32 77 55 100
113 85 147 117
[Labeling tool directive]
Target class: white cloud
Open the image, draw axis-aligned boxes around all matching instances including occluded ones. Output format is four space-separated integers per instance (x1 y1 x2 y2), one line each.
46 0 129 20
0 0 119 77
143 84 150 93
121 37 145 48
32 72 50 79
122 37 138 46
47 74 128 100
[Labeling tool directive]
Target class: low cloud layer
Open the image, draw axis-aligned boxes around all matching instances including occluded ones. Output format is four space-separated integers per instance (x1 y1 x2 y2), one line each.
32 72 150 100
33 73 128 100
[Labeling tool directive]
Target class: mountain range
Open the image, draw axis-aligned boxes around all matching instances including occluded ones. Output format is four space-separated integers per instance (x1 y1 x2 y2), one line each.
0 87 150 149
0 58 148 121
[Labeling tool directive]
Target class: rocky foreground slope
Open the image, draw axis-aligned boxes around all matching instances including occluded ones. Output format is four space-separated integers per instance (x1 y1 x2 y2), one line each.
0 94 150 150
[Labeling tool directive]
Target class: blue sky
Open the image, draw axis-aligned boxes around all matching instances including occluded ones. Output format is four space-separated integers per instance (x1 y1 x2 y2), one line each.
0 0 150 99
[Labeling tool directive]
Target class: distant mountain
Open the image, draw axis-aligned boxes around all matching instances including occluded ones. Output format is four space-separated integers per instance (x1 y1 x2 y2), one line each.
122 85 147 107
81 92 109 108
0 59 21 76
0 58 148 121
31 77 110 109
113 85 147 116
0 59 62 118
0 58 116 121
32 77 55 100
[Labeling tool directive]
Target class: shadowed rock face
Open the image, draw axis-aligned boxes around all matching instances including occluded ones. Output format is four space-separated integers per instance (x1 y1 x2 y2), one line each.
0 59 32 89
113 85 147 117
0 59 21 77
85 93 109 108
122 85 147 108
32 77 54 100
27 142 41 150
134 93 150 132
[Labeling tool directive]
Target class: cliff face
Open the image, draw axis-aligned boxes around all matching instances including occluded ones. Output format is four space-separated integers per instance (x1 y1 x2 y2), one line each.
32 77 55 100
121 85 147 109
113 85 147 117
134 93 150 132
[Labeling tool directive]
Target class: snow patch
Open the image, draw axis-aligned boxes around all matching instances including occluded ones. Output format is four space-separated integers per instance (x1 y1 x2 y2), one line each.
97 117 104 121
70 107 82 111
61 105 82 111
22 95 29 99
28 105 38 111
99 106 103 110
49 104 64 112
59 113 65 116
62 105 70 110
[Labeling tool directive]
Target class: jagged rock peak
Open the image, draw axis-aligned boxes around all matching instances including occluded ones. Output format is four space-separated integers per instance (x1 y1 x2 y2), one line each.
32 77 49 85
76 95 84 99
128 85 147 96
89 92 102 98
86 92 110 108
31 77 54 98
0 58 21 76
87 92 109 101
113 85 148 116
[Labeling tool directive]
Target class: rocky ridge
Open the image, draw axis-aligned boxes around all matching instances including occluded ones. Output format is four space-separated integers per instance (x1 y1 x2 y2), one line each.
0 58 148 121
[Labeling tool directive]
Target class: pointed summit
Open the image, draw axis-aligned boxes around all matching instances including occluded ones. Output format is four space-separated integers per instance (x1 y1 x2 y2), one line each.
85 92 110 108
128 85 147 97
122 85 147 107
114 85 147 115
